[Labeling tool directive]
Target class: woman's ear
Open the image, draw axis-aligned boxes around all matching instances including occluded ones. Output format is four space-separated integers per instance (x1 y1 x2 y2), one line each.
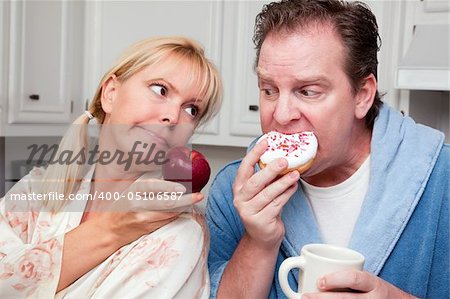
354 74 377 120
100 74 119 114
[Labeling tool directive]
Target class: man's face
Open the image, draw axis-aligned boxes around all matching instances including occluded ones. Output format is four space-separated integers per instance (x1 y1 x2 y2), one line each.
257 24 370 181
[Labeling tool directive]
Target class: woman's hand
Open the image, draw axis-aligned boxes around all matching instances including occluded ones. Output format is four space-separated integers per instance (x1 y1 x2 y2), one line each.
84 173 204 248
302 270 417 299
59 174 204 292
232 140 300 250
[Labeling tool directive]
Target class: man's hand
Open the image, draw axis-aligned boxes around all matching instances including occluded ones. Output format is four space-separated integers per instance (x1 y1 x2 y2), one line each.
216 139 300 298
302 270 417 299
232 139 300 250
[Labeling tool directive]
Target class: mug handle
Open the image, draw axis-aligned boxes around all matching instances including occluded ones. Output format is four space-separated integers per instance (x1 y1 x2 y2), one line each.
278 256 306 299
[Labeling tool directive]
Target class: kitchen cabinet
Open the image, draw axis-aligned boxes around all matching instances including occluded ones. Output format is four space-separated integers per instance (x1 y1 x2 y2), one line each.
223 1 267 138
397 0 449 94
2 1 84 130
93 0 448 145
192 0 269 147
2 1 447 144
83 0 267 147
395 0 450 141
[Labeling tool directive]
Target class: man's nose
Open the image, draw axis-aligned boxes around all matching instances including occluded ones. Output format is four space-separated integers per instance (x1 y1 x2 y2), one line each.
273 92 301 125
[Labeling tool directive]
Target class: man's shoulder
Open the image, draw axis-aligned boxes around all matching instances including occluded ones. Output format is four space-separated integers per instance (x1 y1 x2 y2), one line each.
440 143 450 158
208 159 244 191
434 143 450 171
430 144 450 183
207 159 242 205
206 159 243 220
214 159 243 180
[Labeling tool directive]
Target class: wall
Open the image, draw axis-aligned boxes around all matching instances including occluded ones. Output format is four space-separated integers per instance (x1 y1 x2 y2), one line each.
0 137 4 197
409 91 450 142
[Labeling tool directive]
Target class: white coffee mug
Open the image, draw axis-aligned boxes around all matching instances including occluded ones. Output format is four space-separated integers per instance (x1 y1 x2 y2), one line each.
278 243 365 298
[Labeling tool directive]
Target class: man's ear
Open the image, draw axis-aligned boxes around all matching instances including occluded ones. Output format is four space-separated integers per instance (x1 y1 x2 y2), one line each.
100 74 119 114
355 74 377 120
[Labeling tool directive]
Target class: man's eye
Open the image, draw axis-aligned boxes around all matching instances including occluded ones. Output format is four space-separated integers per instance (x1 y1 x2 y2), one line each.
150 84 167 96
184 105 199 117
262 89 275 96
300 89 318 97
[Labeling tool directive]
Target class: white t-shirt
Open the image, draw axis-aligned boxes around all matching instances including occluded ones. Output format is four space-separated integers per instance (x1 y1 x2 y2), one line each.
300 156 370 247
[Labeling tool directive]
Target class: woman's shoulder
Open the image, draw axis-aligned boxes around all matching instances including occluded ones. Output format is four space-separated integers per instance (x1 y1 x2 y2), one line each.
1 166 48 213
8 166 46 193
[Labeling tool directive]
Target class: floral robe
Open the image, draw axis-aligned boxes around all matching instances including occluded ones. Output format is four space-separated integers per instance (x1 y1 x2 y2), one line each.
0 168 209 298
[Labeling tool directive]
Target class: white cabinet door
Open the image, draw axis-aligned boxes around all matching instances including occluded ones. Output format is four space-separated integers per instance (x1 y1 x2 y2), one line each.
423 0 450 12
226 1 268 138
395 0 449 140
6 1 84 124
193 1 269 147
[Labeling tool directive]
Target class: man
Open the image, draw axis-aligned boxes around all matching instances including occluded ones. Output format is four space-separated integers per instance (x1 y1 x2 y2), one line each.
206 0 449 298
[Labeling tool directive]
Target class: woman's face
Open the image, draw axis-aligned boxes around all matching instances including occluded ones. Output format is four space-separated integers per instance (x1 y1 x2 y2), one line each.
99 57 208 172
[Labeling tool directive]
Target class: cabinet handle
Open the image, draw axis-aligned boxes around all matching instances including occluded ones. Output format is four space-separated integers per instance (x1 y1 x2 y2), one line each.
248 105 259 111
29 94 40 100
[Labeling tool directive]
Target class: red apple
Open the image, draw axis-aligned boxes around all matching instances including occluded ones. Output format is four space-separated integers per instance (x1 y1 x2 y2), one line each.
162 147 211 193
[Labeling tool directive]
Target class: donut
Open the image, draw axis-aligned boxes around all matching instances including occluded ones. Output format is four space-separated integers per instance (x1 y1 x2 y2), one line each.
258 131 318 174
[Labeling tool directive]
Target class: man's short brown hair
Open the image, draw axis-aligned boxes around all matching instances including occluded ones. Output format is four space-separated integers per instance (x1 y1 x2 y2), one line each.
253 0 383 128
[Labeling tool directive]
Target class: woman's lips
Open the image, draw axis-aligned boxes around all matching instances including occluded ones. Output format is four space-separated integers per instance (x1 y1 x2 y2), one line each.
136 126 169 148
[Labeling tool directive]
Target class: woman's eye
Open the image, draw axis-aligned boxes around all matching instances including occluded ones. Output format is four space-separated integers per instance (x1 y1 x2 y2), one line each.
184 105 199 117
150 84 167 96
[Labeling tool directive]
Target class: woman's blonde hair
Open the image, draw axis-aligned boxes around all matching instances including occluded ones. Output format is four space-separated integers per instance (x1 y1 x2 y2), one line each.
40 36 222 211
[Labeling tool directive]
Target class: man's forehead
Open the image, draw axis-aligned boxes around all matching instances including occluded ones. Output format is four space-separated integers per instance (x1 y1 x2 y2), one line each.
262 21 338 48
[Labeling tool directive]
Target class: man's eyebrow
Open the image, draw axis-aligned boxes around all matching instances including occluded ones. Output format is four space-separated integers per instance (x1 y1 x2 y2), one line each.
255 68 274 82
255 67 330 84
294 76 331 85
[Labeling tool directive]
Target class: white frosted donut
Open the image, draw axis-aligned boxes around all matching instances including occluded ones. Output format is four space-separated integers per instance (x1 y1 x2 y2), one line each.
258 131 318 174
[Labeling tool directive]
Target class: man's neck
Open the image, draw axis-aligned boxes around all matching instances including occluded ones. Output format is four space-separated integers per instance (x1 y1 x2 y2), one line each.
303 126 372 187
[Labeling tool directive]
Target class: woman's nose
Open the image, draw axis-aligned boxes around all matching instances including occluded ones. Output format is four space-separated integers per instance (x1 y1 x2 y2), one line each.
273 93 301 125
160 104 180 125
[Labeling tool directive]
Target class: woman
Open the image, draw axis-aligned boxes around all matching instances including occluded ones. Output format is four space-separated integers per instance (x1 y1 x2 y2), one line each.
0 36 222 298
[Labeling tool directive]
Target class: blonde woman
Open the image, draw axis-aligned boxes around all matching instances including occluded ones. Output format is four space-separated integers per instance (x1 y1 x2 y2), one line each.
0 37 222 298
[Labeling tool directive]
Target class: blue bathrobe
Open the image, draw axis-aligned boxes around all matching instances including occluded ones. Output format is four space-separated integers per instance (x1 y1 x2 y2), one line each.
206 104 449 299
